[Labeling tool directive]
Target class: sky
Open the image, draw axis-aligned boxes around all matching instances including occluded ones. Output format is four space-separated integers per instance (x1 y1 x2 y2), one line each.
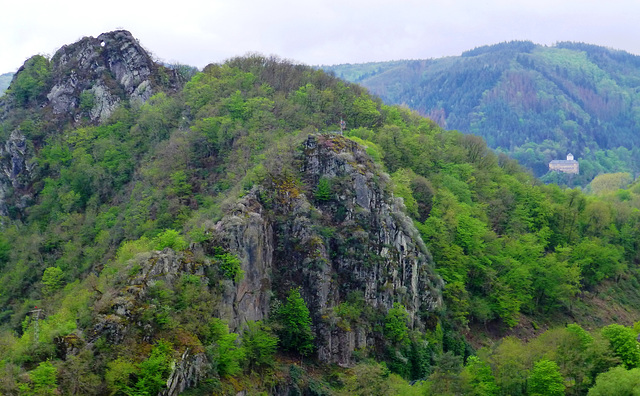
2 0 639 73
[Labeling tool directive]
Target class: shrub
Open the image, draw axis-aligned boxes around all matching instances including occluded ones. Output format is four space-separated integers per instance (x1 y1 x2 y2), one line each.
207 319 245 377
385 303 409 344
212 247 244 282
19 361 58 396
242 321 278 371
154 229 189 251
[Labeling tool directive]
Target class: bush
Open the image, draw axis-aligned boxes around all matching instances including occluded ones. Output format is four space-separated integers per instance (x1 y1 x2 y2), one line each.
11 55 50 106
206 319 245 377
154 229 189 251
212 247 244 282
528 359 564 396
601 324 640 369
242 321 278 371
19 361 58 396
385 303 409 344
314 177 332 201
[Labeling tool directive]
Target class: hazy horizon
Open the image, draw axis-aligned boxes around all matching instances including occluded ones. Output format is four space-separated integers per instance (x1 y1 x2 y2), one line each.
3 0 639 73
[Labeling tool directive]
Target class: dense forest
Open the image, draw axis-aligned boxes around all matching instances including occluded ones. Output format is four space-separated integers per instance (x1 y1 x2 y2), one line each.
323 41 640 186
1 31 640 395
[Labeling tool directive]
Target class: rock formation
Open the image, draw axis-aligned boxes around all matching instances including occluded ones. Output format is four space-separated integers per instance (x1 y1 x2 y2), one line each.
0 30 181 216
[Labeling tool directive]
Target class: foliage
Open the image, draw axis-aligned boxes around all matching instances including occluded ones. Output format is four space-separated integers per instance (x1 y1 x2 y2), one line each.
274 288 315 356
528 359 565 396
588 366 640 396
212 248 244 282
384 303 410 344
105 340 174 395
134 340 174 395
41 267 64 295
600 324 640 369
337 362 426 396
19 361 58 396
153 229 189 251
461 355 499 396
10 55 50 105
241 321 279 372
206 318 245 377
314 177 332 201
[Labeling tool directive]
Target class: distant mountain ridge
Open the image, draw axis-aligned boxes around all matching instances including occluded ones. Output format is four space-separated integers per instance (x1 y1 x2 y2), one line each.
322 41 640 183
0 73 12 95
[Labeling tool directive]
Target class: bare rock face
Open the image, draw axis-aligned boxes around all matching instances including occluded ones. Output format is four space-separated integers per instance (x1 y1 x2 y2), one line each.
210 134 444 366
212 192 274 329
160 349 208 396
0 130 33 216
47 30 157 122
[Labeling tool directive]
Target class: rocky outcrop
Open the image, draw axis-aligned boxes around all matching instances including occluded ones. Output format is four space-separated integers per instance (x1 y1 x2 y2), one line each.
160 348 208 396
0 30 181 218
79 134 442 393
0 129 33 216
211 134 443 366
47 30 158 123
213 193 274 330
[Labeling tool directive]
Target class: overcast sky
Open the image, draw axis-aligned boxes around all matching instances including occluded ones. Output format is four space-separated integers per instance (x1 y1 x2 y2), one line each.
2 0 639 73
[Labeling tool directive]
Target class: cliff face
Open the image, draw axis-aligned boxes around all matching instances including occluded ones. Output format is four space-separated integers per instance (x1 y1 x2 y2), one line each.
211 134 443 365
86 134 442 392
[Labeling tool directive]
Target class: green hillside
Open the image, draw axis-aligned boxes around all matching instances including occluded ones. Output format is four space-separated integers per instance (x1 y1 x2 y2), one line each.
1 32 640 394
0 72 12 95
323 41 640 185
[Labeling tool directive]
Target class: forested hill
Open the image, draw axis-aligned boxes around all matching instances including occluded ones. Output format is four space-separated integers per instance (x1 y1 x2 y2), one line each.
3 31 640 395
0 72 12 94
322 41 640 184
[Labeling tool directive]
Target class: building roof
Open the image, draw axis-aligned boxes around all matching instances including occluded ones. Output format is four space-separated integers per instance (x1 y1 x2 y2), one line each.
549 160 578 164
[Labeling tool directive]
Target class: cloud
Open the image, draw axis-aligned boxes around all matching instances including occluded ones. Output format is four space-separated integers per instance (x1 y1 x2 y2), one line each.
2 0 639 72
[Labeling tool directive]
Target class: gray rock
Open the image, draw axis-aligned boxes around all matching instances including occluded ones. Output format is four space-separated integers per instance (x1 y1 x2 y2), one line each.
0 129 33 215
46 30 157 122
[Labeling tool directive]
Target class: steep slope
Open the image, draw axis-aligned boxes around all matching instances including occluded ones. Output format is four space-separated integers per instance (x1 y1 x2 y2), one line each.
323 41 640 183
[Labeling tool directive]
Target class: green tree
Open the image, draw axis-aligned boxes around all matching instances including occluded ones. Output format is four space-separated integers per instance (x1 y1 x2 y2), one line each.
314 177 332 201
528 359 565 396
427 352 465 395
276 288 315 356
213 249 244 282
384 303 410 344
41 267 64 296
601 324 640 369
134 340 174 395
588 366 640 396
19 361 58 396
207 318 245 377
11 55 50 105
153 229 189 251
105 358 137 395
461 356 499 395
242 321 278 372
